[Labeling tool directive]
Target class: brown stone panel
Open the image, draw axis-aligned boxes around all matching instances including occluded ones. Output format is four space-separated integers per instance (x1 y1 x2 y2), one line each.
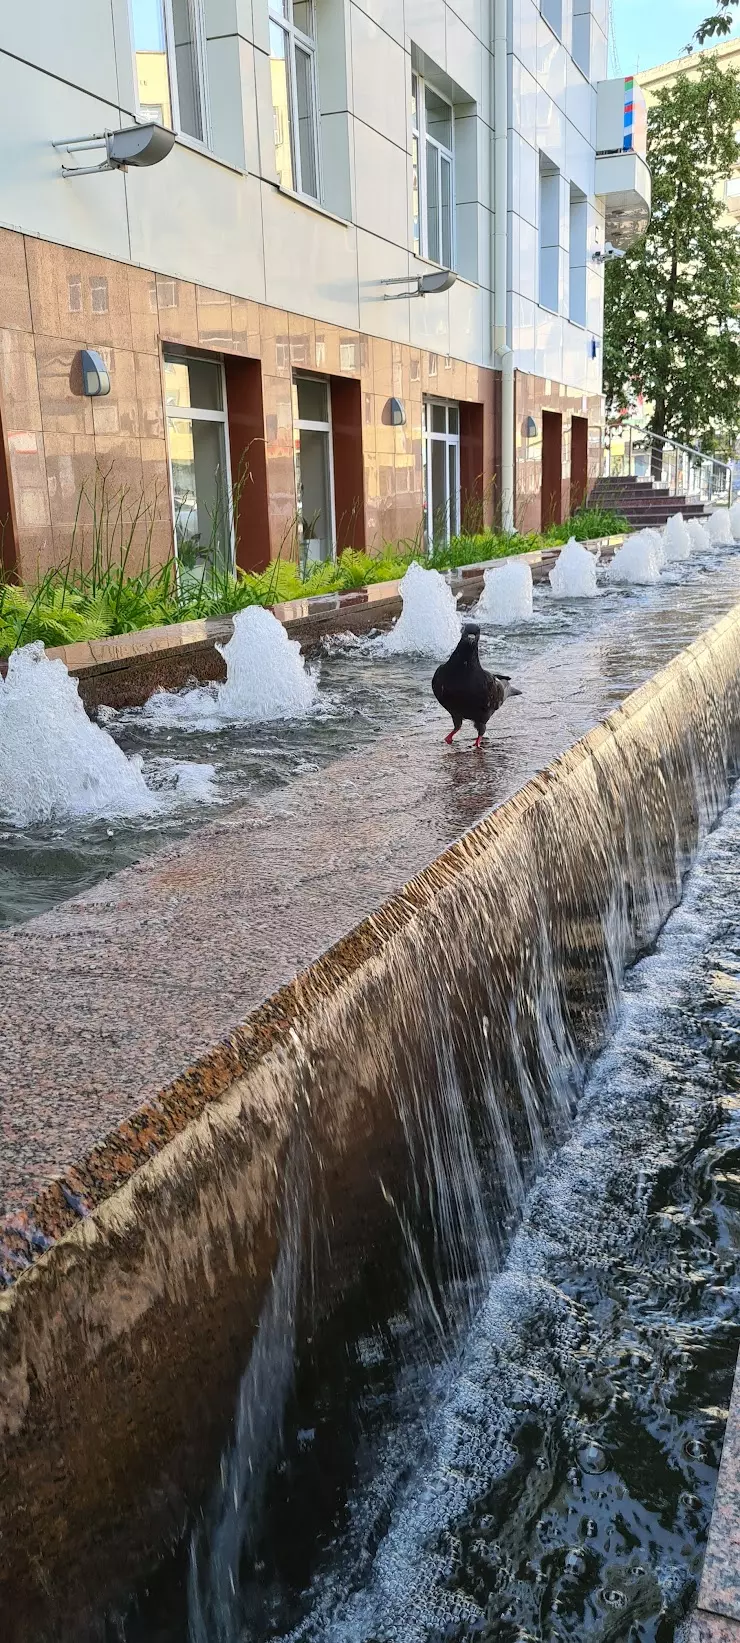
224 355 271 573
155 274 199 347
196 285 234 350
230 296 261 358
259 305 291 377
0 230 32 333
35 334 94 438
288 311 316 371
90 347 140 441
127 266 159 355
330 374 365 551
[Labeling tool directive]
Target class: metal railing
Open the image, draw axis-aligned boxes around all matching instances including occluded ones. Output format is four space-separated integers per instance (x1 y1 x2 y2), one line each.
602 423 732 507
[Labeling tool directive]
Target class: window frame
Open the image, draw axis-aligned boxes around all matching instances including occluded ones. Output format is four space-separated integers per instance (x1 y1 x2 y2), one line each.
269 0 322 203
163 348 234 575
423 397 461 548
129 0 212 150
293 372 337 563
412 72 456 270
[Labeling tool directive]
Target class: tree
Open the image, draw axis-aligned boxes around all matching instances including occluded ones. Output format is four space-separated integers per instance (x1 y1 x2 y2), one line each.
603 61 740 460
695 2 739 45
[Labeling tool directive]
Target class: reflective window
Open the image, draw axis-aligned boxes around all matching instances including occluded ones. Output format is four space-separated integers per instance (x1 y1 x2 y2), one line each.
423 398 460 547
130 0 209 145
164 350 232 576
412 74 456 269
269 0 320 200
294 375 335 563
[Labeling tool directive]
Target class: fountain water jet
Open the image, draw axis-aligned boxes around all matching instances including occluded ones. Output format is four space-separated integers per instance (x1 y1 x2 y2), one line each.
476 559 534 624
0 643 158 827
688 518 711 553
663 512 691 562
708 509 733 545
141 606 320 728
548 537 599 599
606 529 664 586
730 499 740 540
376 562 460 657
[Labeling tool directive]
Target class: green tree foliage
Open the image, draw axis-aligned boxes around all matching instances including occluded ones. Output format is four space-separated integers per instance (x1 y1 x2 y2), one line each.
695 2 738 45
603 61 740 456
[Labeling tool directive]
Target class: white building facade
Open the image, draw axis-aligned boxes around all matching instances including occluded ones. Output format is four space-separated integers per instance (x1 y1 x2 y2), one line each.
0 1 648 579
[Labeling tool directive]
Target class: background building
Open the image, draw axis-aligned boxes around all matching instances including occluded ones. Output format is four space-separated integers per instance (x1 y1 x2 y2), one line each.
637 38 740 230
0 2 648 581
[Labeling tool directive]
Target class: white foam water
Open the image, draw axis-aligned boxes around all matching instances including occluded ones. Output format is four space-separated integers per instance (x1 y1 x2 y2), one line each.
476 559 533 624
662 512 691 562
730 499 740 540
376 562 460 658
605 528 664 586
548 537 599 599
141 606 320 730
708 508 733 545
687 517 711 553
0 642 158 827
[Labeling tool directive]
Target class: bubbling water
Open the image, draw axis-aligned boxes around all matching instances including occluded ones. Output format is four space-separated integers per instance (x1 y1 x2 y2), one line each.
708 508 733 545
662 512 691 562
376 562 460 658
730 499 740 540
0 642 158 827
606 529 664 586
548 537 599 599
141 607 320 729
687 517 711 553
476 559 534 624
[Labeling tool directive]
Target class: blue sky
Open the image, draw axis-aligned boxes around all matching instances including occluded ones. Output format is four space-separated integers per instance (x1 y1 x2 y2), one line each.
609 0 740 75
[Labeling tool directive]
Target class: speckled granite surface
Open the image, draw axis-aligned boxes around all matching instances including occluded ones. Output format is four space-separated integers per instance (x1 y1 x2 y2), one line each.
690 1615 740 1641
696 1357 740 1625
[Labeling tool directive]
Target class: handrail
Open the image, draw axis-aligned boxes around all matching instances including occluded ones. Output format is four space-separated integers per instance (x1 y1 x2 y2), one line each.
602 421 732 507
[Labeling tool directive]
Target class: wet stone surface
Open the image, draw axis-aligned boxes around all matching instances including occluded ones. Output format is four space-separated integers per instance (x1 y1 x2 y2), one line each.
2 555 740 1223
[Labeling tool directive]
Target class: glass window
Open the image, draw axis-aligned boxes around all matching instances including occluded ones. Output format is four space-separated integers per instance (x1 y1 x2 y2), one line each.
130 0 209 144
296 375 329 422
269 0 320 200
424 398 460 547
164 350 232 576
295 375 334 562
413 74 455 269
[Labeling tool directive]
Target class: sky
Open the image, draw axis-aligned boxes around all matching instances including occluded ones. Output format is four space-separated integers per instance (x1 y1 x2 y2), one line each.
609 0 740 76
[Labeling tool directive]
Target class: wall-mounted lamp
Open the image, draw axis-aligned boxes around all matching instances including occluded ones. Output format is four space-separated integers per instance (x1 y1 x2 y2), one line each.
80 349 111 397
381 269 458 301
53 122 176 178
590 339 599 360
523 416 538 439
387 397 406 427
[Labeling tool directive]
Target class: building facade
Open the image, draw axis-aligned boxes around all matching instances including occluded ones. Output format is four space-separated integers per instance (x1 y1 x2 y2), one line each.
637 38 740 232
0 2 648 582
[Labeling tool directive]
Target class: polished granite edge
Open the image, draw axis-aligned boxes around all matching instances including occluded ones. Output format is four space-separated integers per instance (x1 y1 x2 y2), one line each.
696 1355 740 1623
0 594 729 1293
35 535 622 679
689 1613 740 1641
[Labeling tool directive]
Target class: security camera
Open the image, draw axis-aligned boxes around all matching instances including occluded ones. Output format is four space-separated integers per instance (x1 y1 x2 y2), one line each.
593 243 626 264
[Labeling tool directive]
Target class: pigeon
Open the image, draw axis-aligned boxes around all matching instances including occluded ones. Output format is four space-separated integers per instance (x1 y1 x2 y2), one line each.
432 623 521 748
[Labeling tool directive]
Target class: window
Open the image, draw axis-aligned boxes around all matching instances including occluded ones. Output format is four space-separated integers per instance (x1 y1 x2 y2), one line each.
539 157 560 313
164 350 233 575
130 0 210 144
412 73 455 268
269 0 320 200
294 375 335 562
568 184 587 326
571 0 590 78
423 399 460 546
540 0 563 37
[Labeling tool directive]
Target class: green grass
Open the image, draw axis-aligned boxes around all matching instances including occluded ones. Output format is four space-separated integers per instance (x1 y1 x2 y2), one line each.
0 495 628 660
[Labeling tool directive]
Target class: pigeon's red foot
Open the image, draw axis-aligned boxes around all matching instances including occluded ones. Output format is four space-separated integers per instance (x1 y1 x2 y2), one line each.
444 729 457 744
474 735 485 750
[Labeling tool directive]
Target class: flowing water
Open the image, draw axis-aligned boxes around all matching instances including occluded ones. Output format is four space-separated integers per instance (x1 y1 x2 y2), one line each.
374 562 462 657
548 539 599 599
113 775 740 1643
3 543 740 931
476 561 534 624
606 531 665 587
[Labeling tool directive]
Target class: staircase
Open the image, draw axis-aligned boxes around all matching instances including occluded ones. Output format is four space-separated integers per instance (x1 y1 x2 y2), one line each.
590 476 712 531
